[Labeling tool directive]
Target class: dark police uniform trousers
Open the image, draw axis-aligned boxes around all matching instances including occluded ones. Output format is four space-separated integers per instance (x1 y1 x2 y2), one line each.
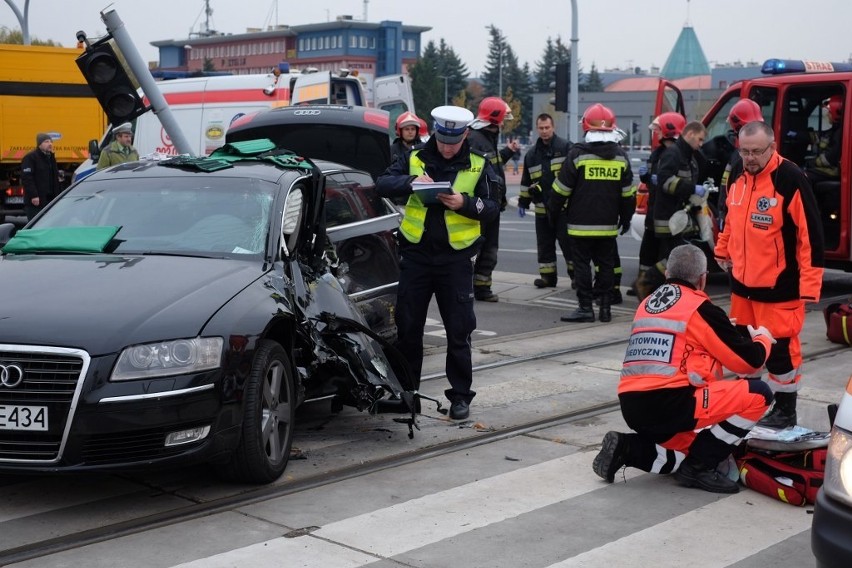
395 253 476 403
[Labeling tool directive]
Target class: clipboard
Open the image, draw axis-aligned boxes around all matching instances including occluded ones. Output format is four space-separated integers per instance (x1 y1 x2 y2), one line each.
412 181 454 205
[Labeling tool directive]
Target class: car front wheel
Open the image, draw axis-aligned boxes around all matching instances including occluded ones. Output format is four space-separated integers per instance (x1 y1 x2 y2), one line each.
223 340 296 484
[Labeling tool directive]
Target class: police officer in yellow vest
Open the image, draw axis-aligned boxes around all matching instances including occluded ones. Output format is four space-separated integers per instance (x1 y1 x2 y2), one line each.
377 105 501 420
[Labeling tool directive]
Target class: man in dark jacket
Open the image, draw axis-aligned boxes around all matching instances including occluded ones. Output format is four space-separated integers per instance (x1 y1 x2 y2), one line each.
376 105 500 420
633 112 686 299
21 133 60 221
643 121 707 293
466 96 519 302
550 104 635 323
518 113 573 288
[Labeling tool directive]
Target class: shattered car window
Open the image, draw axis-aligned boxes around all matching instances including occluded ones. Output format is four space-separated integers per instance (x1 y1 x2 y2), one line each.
35 179 276 256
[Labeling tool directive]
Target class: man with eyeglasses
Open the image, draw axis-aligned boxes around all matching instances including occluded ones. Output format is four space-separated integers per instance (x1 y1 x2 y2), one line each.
714 121 824 429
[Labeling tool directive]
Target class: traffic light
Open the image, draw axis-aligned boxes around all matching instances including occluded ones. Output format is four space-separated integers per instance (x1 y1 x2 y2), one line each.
76 36 148 126
550 63 570 112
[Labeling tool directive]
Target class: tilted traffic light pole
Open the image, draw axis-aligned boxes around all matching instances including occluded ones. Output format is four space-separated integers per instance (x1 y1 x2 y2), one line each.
76 8 195 157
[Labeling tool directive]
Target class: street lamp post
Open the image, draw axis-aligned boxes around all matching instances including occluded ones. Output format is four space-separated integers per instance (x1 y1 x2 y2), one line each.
439 75 449 105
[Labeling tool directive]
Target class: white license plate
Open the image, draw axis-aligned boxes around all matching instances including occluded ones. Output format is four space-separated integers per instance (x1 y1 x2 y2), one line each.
5 196 24 204
0 405 48 431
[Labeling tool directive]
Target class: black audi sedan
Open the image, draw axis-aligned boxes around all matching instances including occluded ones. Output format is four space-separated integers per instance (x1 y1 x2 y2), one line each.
0 113 415 483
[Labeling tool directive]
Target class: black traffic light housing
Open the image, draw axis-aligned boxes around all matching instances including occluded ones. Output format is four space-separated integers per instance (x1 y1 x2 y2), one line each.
76 35 148 126
553 63 569 112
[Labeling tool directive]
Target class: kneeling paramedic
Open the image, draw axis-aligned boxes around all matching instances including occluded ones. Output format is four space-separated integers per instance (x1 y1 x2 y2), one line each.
377 105 500 421
593 244 776 493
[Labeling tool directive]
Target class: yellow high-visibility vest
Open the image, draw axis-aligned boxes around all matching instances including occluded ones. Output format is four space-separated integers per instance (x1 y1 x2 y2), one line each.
400 150 485 250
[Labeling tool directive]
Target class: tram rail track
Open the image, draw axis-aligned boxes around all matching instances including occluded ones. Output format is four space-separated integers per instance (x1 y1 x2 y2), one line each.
1 314 848 566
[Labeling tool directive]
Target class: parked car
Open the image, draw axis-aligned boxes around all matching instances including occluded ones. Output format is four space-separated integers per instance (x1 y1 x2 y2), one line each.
0 107 416 484
812 373 852 568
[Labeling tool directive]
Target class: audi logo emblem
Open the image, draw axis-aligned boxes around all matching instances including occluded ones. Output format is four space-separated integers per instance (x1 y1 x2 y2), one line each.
293 109 321 116
0 364 24 388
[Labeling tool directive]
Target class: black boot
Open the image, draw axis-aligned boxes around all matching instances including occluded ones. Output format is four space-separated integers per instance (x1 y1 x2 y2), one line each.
561 300 595 322
534 275 557 288
599 297 612 322
758 391 797 429
674 455 739 494
610 288 622 306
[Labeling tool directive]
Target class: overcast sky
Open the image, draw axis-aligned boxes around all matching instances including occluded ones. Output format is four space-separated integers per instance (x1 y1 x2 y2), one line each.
3 0 851 75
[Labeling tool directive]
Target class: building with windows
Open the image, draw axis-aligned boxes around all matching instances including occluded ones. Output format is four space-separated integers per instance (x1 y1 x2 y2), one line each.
151 16 429 88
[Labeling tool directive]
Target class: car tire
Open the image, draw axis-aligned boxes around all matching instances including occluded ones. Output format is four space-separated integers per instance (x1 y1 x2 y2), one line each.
222 340 296 484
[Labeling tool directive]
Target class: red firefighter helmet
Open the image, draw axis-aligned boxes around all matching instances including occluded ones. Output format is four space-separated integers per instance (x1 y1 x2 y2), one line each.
395 111 421 136
581 103 616 132
727 99 763 133
826 94 843 123
476 96 513 126
418 117 429 138
655 112 686 139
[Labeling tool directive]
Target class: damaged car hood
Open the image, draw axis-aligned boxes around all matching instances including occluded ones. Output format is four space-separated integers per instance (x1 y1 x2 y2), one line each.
0 254 263 354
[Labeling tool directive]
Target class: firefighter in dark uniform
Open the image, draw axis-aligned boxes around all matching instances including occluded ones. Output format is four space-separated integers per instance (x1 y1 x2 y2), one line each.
376 105 500 420
518 113 573 288
633 112 686 299
806 94 843 183
467 96 519 302
592 244 775 493
640 121 707 294
550 103 635 323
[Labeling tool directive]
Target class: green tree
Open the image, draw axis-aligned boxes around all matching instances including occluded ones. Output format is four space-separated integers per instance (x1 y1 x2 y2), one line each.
583 63 604 92
481 25 507 98
436 39 468 105
501 48 532 138
203 57 216 72
532 36 579 94
409 39 469 116
0 26 59 46
408 40 443 117
533 37 559 93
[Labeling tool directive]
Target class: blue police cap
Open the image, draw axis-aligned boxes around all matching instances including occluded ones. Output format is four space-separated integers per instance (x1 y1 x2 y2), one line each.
431 105 473 144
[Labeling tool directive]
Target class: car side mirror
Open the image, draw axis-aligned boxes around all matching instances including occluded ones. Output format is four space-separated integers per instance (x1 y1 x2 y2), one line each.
88 139 100 162
281 186 304 255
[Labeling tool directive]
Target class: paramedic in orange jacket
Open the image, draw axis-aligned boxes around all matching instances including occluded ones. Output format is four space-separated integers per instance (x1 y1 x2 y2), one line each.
592 244 775 494
714 121 824 429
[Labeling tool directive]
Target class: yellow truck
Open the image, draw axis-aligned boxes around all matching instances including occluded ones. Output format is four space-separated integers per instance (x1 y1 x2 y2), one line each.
0 44 106 221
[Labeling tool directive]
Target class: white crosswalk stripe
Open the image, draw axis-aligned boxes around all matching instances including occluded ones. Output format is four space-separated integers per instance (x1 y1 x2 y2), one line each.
168 450 813 568
172 451 613 567
544 490 813 568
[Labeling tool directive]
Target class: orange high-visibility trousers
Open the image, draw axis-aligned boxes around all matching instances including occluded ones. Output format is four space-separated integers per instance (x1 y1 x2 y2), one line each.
729 295 804 392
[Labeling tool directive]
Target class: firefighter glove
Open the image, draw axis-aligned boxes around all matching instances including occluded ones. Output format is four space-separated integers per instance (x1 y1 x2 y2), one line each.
517 196 531 211
638 165 648 176
694 184 707 197
528 184 543 204
546 196 566 227
747 324 777 344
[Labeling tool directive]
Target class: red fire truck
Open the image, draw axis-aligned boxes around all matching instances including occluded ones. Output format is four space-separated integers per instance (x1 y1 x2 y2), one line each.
653 59 851 271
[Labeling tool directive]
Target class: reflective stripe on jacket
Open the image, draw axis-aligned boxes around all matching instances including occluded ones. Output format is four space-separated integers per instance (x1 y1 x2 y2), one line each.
554 143 635 238
619 281 772 394
519 135 571 209
400 150 484 250
714 152 824 303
